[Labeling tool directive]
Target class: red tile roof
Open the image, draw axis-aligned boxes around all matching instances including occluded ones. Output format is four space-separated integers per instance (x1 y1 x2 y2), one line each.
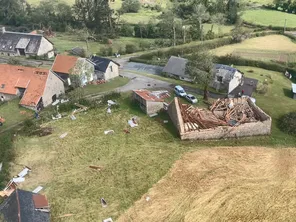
33 194 49 209
0 64 49 107
51 54 78 74
133 89 165 102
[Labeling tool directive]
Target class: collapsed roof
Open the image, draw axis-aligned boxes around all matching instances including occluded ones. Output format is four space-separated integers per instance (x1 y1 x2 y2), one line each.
168 97 272 140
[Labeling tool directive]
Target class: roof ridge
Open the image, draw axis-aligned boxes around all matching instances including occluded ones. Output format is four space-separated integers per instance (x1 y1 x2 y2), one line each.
4 31 43 37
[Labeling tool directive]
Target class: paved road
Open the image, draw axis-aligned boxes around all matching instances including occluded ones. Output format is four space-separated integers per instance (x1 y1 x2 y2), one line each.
124 62 164 75
114 57 225 99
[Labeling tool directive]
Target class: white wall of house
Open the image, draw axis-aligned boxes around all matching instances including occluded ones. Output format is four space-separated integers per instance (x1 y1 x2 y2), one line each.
0 93 17 101
42 71 65 107
228 71 243 93
104 61 119 81
37 37 54 58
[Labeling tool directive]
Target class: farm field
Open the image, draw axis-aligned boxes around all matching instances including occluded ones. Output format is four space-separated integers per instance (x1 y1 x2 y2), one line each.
242 9 296 28
213 35 296 62
118 147 296 222
9 65 296 221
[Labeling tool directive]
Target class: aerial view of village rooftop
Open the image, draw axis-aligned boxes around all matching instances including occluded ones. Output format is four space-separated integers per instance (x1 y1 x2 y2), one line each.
0 0 296 221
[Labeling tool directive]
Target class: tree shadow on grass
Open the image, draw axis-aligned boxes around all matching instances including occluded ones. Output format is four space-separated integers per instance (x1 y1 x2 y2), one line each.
283 88 293 99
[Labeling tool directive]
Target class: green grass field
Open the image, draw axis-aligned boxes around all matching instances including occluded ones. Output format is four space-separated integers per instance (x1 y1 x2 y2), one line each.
50 33 155 54
9 66 296 220
213 35 296 62
0 100 33 132
242 9 296 28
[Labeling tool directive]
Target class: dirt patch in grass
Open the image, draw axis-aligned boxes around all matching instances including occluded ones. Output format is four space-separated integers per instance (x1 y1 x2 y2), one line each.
118 147 296 222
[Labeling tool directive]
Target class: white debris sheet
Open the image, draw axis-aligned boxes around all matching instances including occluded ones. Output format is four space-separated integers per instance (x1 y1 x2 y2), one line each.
18 166 31 178
13 177 25 183
128 120 138 128
60 132 68 139
104 130 114 135
32 186 43 194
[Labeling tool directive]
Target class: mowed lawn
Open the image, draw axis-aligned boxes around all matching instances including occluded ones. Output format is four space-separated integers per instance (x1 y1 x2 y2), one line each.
235 66 296 144
213 35 296 62
0 100 33 132
242 9 296 28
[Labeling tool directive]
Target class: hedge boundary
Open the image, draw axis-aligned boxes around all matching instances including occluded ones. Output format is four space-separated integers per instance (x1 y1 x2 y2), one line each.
132 31 281 62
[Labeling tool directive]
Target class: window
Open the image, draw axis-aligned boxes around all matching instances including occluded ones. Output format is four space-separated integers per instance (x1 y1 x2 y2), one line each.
217 76 223 82
110 66 113 72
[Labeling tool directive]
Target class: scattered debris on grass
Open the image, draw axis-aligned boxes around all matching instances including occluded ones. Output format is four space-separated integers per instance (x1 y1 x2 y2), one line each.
89 165 103 171
107 107 112 114
123 129 130 134
60 132 68 139
145 196 150 202
56 214 75 218
107 100 116 106
101 198 107 208
32 186 43 194
12 177 25 183
104 130 114 135
0 162 2 172
103 218 113 222
163 120 168 124
18 166 31 178
149 113 158 118
128 116 138 128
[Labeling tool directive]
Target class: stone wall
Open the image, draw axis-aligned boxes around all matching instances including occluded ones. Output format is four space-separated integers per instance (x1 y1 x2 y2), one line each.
169 97 272 140
104 61 119 81
167 98 184 135
42 71 65 107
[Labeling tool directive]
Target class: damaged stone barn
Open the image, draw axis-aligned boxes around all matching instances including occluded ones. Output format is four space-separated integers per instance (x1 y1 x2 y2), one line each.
168 97 272 140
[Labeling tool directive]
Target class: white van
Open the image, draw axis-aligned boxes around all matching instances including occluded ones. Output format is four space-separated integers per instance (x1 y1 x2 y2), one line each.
174 85 187 97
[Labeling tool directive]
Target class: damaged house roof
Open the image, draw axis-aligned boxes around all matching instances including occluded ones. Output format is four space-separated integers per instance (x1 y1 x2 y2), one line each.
0 31 52 54
133 89 169 102
0 189 50 222
90 56 120 73
0 64 50 107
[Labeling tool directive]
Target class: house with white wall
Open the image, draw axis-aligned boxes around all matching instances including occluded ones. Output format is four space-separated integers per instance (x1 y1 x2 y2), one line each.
0 64 64 110
90 56 120 81
51 54 95 87
0 27 54 58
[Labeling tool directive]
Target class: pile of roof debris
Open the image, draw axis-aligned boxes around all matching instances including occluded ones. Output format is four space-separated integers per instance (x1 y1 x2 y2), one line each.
180 97 260 132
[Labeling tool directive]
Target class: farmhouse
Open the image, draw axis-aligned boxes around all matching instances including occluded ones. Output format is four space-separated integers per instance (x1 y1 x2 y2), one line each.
0 189 50 222
168 97 271 140
133 89 169 115
52 54 95 87
0 27 54 58
163 56 245 94
0 64 64 110
90 56 120 81
292 83 296 99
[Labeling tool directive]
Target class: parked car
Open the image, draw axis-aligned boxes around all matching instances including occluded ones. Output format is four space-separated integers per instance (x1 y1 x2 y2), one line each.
174 85 187 97
185 94 198 104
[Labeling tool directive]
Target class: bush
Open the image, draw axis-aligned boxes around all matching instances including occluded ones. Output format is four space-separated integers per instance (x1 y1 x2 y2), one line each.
278 112 296 135
0 132 14 189
121 0 141 13
119 23 134 37
68 88 85 101
22 119 40 135
125 44 138 54
256 83 268 94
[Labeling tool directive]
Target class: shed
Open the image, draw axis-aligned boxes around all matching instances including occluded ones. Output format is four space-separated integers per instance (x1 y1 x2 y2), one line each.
133 89 169 115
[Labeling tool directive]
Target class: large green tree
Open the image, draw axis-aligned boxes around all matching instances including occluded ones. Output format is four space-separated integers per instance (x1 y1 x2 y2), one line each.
73 0 115 34
190 4 209 40
186 49 215 100
0 0 26 26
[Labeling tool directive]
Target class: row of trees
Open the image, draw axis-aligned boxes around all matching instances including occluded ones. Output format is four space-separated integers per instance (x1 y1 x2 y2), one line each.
272 0 296 13
0 0 115 35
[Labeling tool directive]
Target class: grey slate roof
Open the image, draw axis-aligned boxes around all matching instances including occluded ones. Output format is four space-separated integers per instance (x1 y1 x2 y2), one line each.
0 32 44 54
163 56 240 80
90 56 120 73
215 64 238 81
163 56 189 78
0 189 50 222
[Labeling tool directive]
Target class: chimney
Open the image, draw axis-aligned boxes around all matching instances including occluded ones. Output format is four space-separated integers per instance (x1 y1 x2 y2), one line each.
1 27 5 34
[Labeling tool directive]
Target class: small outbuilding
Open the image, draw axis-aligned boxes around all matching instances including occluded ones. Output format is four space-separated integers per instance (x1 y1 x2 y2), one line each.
292 83 296 99
132 89 169 115
90 56 120 81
